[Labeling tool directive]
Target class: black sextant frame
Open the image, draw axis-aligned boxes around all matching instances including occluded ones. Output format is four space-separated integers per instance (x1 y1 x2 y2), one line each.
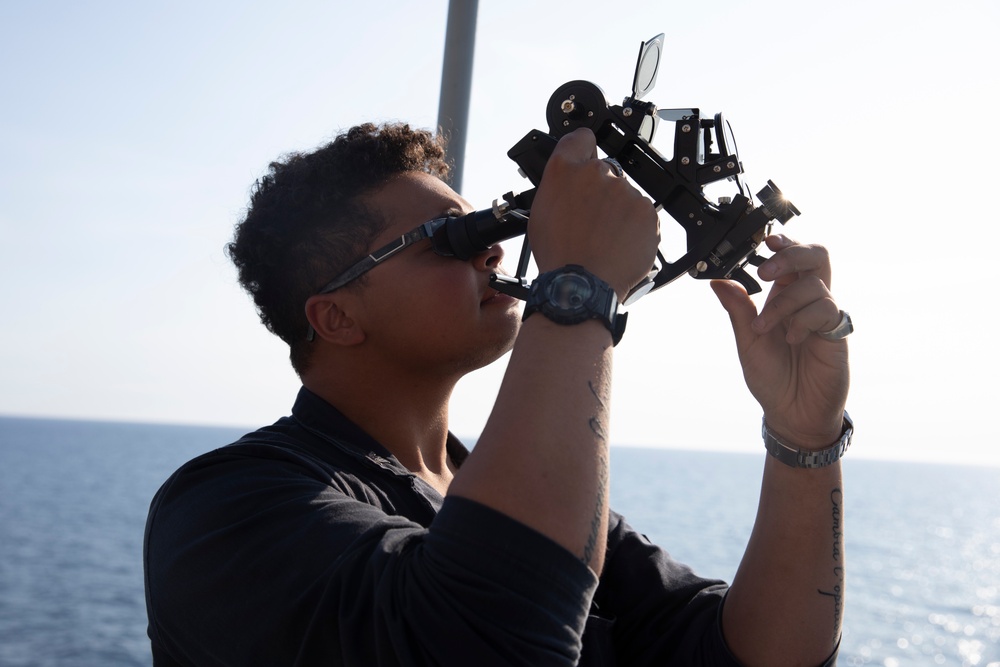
432 33 800 305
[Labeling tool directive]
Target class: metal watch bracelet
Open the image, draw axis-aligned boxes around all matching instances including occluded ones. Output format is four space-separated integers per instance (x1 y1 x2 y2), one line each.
762 412 853 469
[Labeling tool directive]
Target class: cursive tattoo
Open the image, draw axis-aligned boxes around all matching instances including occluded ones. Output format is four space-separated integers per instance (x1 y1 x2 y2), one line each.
582 448 609 564
831 488 843 562
587 381 608 442
817 488 845 638
581 380 609 564
587 380 607 408
588 416 607 442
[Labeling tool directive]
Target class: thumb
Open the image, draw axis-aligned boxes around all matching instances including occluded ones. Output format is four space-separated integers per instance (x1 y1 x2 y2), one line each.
549 127 598 164
711 280 759 351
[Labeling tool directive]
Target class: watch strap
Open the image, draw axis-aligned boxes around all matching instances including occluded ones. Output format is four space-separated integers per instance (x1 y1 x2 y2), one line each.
762 412 853 468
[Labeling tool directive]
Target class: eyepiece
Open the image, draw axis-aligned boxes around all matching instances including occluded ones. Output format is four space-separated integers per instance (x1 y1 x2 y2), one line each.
433 207 529 260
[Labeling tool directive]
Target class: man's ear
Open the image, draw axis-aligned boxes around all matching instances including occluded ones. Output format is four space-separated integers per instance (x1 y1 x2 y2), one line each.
304 295 366 346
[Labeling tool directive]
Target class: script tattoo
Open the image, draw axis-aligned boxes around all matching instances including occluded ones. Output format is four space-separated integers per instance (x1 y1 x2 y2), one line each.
582 381 608 564
587 380 608 443
830 488 843 562
588 417 607 441
582 448 608 565
817 488 845 639
587 380 607 408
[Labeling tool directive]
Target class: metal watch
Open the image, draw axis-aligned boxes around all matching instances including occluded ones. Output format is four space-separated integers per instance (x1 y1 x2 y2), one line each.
523 265 627 345
762 412 854 468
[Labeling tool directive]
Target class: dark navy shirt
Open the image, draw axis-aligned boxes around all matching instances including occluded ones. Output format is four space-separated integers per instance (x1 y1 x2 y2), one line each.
144 387 757 666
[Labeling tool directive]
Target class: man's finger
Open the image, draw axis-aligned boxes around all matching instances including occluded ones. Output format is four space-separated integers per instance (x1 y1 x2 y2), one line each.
550 127 598 163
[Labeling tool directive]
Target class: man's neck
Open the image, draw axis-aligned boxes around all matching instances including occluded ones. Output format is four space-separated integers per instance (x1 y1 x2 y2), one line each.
302 362 457 493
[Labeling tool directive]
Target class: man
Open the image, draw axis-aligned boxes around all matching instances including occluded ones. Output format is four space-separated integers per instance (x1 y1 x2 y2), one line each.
144 122 851 666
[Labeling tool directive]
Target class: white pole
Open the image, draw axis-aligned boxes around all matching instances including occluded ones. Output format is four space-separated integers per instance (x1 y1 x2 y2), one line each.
436 0 479 193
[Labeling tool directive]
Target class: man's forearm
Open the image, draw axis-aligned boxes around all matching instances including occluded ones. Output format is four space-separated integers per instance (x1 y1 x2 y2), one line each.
722 457 844 667
447 316 614 574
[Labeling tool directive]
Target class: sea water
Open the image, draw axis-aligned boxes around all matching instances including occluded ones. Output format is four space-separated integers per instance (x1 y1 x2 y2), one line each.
1 416 997 666
611 448 1000 666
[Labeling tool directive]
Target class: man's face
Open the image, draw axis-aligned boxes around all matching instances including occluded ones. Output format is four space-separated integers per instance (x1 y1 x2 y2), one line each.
345 171 522 377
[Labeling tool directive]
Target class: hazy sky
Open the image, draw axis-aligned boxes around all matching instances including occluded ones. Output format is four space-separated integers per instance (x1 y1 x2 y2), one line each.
2 0 997 466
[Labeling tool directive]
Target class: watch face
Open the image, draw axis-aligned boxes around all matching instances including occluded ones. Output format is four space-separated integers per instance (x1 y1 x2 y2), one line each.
545 272 594 310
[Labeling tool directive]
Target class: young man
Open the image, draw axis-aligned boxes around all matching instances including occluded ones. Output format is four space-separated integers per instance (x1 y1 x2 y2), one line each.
144 122 851 666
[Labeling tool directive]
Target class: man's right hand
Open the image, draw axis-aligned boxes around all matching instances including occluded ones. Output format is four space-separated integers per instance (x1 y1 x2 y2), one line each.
526 128 659 301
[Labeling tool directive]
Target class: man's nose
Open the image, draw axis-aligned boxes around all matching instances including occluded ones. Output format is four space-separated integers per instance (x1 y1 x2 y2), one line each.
472 243 504 271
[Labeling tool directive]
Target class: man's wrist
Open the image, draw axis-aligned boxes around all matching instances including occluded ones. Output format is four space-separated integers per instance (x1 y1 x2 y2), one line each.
523 265 627 345
762 412 853 469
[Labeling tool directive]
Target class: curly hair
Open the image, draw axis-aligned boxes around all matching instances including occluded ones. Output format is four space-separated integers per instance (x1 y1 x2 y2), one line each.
226 123 450 375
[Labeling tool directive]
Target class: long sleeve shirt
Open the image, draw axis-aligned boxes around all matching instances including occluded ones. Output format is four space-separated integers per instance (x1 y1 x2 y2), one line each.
144 387 767 666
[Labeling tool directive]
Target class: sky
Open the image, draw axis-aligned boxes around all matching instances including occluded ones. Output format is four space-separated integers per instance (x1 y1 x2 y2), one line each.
2 0 998 467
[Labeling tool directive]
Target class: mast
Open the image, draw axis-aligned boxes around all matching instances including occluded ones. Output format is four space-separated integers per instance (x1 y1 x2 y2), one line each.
436 0 479 193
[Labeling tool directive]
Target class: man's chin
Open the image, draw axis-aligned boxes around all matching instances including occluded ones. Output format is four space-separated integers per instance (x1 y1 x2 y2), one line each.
465 320 520 373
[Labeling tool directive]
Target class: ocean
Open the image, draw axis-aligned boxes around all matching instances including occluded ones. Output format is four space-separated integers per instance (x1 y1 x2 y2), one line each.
0 416 997 666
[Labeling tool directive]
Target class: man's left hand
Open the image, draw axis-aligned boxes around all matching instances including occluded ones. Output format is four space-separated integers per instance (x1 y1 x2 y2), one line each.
711 234 850 449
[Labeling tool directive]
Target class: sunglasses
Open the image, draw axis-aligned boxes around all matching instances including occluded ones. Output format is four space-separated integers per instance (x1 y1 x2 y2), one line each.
305 216 453 341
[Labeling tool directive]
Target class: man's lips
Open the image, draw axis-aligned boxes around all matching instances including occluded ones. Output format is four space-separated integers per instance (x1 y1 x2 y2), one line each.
481 286 518 306
480 289 503 305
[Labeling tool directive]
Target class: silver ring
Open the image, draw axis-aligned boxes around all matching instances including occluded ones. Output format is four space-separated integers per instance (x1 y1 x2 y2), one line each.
817 310 853 341
602 157 624 178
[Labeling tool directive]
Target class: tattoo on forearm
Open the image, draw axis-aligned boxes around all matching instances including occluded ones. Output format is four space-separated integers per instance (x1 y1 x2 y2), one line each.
582 449 609 564
817 488 845 639
581 379 609 564
587 381 606 408
830 488 843 562
587 381 608 442
588 417 607 441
